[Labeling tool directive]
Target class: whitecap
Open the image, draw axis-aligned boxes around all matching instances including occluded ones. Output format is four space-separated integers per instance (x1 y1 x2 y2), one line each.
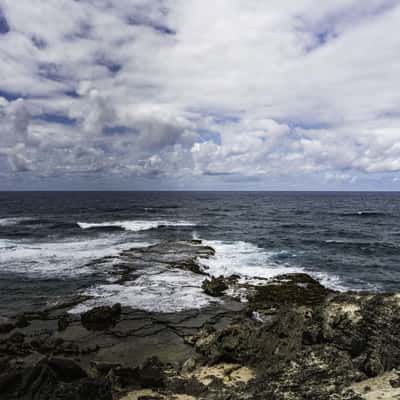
198 239 351 292
77 220 195 232
70 239 350 313
0 217 30 226
0 237 151 277
198 240 304 283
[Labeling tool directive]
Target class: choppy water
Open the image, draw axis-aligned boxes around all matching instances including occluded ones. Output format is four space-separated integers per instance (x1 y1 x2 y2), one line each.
1 191 400 315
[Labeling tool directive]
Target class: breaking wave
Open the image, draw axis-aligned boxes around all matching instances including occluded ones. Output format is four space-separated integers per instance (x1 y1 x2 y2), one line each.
77 220 195 232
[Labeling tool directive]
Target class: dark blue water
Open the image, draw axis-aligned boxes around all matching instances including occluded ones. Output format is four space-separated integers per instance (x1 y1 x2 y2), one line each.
1 191 400 315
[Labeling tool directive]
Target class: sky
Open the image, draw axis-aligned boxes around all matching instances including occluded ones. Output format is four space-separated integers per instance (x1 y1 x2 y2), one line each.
0 0 400 190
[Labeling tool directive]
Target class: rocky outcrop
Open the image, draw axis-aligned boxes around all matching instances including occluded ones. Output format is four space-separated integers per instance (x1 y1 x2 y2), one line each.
202 276 229 297
2 241 400 400
188 274 400 399
0 357 112 400
107 357 165 393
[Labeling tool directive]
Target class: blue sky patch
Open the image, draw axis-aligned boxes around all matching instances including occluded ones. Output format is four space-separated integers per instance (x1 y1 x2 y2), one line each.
0 8 9 34
0 89 22 101
33 113 77 125
64 90 80 98
103 125 139 135
196 129 221 145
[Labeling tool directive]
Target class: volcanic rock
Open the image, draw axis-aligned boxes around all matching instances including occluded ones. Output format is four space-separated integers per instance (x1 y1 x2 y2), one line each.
202 276 229 297
81 303 122 330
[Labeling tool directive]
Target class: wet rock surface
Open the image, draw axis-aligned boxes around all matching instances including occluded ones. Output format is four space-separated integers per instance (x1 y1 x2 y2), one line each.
1 241 400 399
201 276 229 297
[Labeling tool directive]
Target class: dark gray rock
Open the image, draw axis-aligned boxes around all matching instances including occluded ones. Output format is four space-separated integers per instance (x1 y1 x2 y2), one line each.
0 317 14 335
2 241 400 400
107 356 165 391
81 303 121 330
202 276 229 297
0 358 111 400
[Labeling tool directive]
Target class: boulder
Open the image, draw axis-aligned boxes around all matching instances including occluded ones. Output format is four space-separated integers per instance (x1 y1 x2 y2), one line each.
46 357 88 381
202 276 229 297
108 357 165 391
81 303 121 330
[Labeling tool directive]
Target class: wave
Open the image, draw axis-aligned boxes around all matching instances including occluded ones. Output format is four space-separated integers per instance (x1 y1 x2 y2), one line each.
71 238 351 313
312 272 357 292
340 211 388 217
71 239 304 313
70 268 213 314
198 240 304 282
197 239 348 292
324 239 386 245
0 237 151 277
0 217 31 226
77 220 195 232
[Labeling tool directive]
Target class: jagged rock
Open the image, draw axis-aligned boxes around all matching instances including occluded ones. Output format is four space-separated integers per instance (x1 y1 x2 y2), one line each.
29 336 67 356
172 259 208 275
46 357 88 381
181 357 197 374
0 317 14 334
2 235 400 400
189 273 400 398
202 276 229 297
15 315 30 329
0 356 9 371
108 357 165 391
390 374 400 387
248 273 332 309
0 357 112 400
51 377 112 400
130 357 165 388
57 315 69 331
166 376 208 397
91 360 121 376
81 303 122 330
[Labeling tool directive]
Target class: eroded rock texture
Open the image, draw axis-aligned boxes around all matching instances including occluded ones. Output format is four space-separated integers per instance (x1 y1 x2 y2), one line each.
1 241 400 399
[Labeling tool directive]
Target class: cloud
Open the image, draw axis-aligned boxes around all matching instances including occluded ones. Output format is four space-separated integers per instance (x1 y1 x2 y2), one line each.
0 0 400 189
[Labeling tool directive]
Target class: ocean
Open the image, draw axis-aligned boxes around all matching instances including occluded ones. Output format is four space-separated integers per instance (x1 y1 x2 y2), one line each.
1 191 400 316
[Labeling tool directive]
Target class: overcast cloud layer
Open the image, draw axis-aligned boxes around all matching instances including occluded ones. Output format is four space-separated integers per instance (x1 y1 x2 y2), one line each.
1 0 400 190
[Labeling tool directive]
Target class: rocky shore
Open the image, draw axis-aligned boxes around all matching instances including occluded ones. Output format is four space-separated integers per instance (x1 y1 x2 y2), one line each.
1 240 400 399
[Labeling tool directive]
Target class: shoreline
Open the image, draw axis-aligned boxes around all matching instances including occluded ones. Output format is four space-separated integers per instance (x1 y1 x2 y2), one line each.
1 240 400 399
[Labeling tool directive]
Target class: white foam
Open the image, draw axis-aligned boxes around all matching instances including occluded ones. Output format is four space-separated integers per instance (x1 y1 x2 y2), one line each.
198 239 349 292
70 240 308 313
312 272 351 292
2 230 350 313
70 267 215 314
71 239 348 313
0 237 150 277
0 217 30 226
77 220 195 232
198 240 304 283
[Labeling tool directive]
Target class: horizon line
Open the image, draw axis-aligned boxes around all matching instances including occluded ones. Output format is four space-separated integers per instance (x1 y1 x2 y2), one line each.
1 190 400 193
